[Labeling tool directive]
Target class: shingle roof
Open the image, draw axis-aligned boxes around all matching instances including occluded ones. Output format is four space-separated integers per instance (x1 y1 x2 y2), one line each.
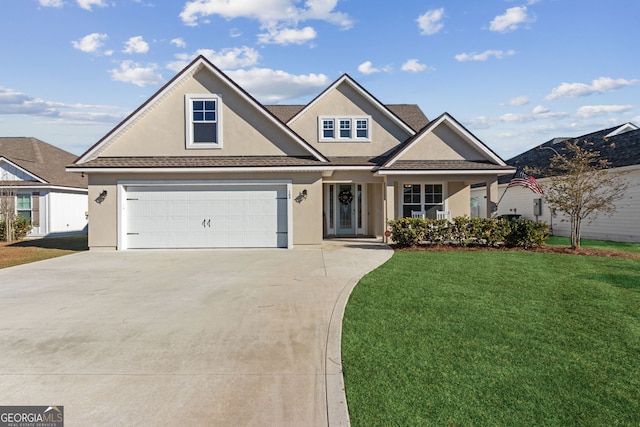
67 156 324 169
380 160 514 171
0 137 87 188
265 104 429 133
505 123 640 184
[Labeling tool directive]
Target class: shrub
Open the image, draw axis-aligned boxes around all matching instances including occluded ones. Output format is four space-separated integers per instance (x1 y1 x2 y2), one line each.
387 216 548 249
504 219 549 249
0 216 32 241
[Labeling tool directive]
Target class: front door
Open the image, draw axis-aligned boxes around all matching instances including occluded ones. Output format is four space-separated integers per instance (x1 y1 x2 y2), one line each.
336 183 356 235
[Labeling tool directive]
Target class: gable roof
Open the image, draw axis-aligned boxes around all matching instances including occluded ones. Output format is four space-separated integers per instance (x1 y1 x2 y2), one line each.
285 74 418 136
506 123 640 183
381 112 508 169
266 103 429 133
0 137 87 189
74 55 328 164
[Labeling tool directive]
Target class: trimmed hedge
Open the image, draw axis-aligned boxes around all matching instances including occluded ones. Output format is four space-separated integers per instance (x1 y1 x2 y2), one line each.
388 216 548 249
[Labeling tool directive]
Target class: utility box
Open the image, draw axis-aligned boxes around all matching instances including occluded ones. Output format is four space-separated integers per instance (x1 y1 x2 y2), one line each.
533 198 543 216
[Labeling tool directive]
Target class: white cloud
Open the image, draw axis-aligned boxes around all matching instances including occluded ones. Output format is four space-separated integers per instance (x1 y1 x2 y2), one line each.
531 105 549 114
71 33 108 53
503 96 530 106
575 105 633 119
357 61 392 75
0 86 122 123
166 46 260 72
546 77 639 100
489 6 533 33
38 0 63 7
179 0 352 29
109 61 165 87
417 8 444 35
401 59 427 73
224 68 329 103
170 38 187 48
76 0 107 10
257 26 317 45
123 36 150 54
455 49 515 62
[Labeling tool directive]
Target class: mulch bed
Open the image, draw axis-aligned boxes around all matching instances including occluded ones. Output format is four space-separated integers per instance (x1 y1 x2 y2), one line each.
393 244 640 260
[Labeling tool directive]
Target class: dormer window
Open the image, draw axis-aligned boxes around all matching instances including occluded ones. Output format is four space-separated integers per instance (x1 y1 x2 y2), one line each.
185 94 223 149
318 116 371 142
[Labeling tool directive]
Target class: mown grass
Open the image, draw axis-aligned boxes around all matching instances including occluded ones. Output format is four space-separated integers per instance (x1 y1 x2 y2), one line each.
342 251 640 426
0 234 88 269
547 236 640 253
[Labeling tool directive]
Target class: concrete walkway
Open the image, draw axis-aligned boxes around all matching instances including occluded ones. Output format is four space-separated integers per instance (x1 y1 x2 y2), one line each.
0 239 392 426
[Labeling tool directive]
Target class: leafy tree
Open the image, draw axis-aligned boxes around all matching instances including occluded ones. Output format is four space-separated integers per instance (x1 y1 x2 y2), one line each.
540 140 629 249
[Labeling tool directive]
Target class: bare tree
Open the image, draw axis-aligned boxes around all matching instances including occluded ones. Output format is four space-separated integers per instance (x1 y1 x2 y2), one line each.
541 140 629 249
0 170 16 242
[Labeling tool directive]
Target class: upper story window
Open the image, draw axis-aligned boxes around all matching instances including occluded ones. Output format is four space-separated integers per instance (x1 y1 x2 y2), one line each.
185 94 223 149
318 116 371 142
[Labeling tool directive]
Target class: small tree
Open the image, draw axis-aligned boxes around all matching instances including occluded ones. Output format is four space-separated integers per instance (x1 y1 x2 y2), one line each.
541 140 629 249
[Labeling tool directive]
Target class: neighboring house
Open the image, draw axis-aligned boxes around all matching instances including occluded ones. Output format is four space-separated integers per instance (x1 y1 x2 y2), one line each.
471 123 640 242
67 55 513 250
0 137 88 237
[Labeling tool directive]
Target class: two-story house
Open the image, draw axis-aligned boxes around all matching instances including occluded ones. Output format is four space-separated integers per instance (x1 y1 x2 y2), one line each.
68 55 513 250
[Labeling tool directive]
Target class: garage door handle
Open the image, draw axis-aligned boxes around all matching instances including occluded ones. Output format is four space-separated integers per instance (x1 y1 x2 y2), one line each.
202 219 206 228
207 219 211 228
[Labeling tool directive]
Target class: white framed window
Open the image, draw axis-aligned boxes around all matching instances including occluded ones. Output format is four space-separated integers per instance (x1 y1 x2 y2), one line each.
16 193 31 223
318 116 371 142
185 94 223 149
401 183 444 219
322 119 335 138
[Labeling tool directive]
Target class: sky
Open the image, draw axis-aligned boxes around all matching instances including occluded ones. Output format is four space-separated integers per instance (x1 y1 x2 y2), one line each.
0 0 638 159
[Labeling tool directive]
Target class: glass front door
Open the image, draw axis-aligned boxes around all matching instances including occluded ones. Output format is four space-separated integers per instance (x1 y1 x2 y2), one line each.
325 183 365 236
336 183 356 235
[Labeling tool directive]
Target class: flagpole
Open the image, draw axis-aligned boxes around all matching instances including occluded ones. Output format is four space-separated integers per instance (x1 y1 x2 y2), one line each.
496 168 519 208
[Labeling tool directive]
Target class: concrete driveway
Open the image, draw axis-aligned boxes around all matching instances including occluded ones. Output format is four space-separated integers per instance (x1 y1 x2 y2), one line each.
0 239 392 426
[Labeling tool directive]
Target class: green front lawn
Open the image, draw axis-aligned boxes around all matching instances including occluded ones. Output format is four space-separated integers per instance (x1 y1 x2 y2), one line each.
342 251 640 426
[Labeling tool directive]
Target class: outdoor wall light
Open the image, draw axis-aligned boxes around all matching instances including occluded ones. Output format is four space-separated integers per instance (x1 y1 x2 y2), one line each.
95 190 108 204
295 189 308 204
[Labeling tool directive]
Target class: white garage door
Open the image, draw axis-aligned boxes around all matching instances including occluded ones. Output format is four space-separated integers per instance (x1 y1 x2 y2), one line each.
125 184 288 249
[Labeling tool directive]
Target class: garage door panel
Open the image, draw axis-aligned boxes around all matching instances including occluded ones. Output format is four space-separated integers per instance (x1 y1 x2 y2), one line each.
125 184 288 249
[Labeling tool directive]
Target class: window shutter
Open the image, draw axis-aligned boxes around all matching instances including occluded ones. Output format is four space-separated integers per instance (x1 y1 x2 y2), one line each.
31 192 40 227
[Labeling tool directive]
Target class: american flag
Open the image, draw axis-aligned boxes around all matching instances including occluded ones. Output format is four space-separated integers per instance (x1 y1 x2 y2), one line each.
507 169 544 194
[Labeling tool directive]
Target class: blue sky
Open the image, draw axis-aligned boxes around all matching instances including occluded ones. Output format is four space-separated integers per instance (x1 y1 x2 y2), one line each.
1 0 638 158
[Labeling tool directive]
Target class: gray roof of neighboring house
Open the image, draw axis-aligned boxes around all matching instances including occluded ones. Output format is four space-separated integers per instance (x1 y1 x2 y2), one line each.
0 137 87 189
501 123 640 184
265 104 430 133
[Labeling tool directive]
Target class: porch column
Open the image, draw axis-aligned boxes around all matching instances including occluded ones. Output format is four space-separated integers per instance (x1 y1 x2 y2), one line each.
485 177 498 218
384 178 395 242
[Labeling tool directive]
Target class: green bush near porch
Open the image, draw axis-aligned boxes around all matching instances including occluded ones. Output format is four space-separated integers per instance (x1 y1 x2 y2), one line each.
387 216 548 249
0 216 32 241
342 251 640 426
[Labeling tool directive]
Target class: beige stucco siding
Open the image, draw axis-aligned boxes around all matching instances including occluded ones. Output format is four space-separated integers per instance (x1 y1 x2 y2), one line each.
447 182 471 217
87 175 119 249
86 171 324 249
96 69 311 158
288 82 413 157
401 123 488 161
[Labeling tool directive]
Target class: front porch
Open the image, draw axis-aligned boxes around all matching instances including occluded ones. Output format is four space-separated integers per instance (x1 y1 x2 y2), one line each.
321 174 504 241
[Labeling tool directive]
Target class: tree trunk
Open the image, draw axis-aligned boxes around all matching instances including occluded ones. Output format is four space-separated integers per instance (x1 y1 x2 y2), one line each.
571 215 581 249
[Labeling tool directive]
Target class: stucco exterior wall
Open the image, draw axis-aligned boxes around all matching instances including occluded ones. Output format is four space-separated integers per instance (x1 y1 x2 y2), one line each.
288 82 413 157
447 182 470 217
97 68 310 158
87 172 324 250
400 124 488 161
